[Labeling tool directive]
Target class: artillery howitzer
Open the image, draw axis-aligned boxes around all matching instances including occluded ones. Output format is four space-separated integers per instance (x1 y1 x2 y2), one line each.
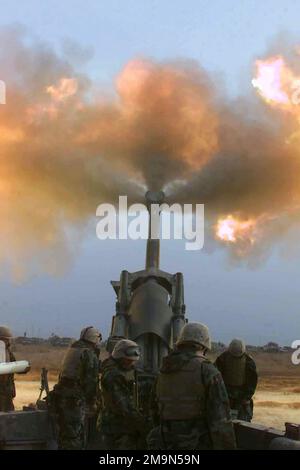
107 191 186 413
107 190 300 449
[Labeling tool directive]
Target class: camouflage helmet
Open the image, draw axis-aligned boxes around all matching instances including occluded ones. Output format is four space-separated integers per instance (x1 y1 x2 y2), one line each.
112 339 140 361
228 338 246 357
0 326 13 339
80 326 102 345
176 322 211 350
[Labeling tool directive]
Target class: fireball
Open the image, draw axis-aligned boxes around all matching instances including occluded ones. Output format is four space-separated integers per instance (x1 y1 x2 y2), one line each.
216 216 257 244
252 57 290 105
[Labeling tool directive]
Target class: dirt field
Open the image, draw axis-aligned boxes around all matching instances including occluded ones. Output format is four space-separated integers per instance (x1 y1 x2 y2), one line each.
12 345 300 430
253 376 300 429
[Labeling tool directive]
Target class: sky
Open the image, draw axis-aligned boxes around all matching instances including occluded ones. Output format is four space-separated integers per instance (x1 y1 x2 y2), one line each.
0 0 300 345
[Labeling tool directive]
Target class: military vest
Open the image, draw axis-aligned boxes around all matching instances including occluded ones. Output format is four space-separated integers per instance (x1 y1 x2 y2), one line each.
222 353 246 387
156 356 206 421
60 342 91 381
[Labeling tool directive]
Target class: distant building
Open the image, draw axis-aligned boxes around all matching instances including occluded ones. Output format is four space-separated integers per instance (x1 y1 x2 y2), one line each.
263 341 280 352
15 335 73 347
48 335 73 347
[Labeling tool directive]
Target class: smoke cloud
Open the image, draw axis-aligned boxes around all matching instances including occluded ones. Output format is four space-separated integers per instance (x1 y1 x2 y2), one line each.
1 26 300 276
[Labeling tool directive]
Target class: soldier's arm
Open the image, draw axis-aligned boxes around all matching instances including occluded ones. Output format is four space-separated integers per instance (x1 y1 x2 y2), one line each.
214 352 225 375
203 363 237 450
102 370 144 430
79 350 99 403
243 355 258 400
214 354 221 370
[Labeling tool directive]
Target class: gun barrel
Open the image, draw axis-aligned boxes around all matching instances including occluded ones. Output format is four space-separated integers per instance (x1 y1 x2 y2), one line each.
146 239 160 269
145 190 165 269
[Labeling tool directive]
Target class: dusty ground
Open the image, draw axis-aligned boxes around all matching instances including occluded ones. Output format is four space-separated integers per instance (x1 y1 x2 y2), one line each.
253 376 300 429
12 345 300 430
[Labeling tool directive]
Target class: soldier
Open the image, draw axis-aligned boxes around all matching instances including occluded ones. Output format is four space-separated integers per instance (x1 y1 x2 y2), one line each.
215 338 258 422
0 326 30 411
50 326 102 449
148 323 236 450
98 339 146 450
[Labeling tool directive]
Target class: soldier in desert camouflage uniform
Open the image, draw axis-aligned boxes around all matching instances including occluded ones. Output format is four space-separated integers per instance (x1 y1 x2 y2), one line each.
0 326 30 412
147 323 236 450
98 339 146 450
215 338 258 422
50 326 102 449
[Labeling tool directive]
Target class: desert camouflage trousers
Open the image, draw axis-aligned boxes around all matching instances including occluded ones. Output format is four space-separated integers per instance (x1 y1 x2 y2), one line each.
55 393 86 450
96 432 141 450
230 398 253 422
96 410 147 450
147 420 213 450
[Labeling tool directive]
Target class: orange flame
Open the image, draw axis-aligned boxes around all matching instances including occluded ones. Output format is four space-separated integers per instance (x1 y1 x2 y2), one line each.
252 55 300 114
252 55 300 145
216 216 257 244
252 57 290 105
